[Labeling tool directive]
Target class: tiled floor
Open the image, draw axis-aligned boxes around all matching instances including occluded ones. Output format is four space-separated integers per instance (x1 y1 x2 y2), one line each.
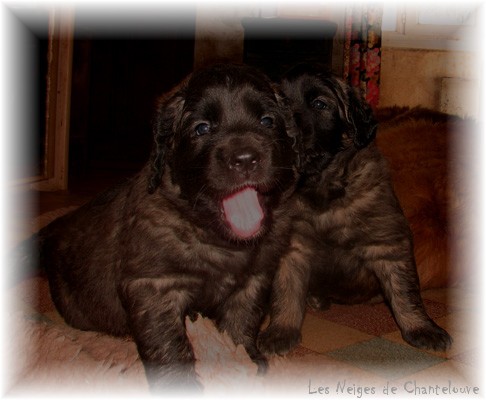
275 287 482 396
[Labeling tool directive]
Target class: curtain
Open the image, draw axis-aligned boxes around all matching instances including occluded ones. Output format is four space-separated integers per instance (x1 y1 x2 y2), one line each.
343 3 383 109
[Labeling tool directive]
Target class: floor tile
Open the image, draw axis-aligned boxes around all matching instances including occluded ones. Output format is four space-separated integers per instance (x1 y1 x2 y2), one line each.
309 299 450 338
310 302 400 336
425 287 482 313
266 353 389 397
327 337 446 380
421 298 453 319
392 359 481 395
300 313 373 353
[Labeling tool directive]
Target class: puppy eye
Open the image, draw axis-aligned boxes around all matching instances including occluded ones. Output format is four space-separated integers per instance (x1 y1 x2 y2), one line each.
311 99 327 110
260 116 274 128
195 123 210 136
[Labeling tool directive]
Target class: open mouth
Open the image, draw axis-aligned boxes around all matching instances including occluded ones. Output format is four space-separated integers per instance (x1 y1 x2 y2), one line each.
222 187 265 239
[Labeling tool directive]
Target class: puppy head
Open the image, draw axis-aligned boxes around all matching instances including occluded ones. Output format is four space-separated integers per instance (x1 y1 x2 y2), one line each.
148 64 299 241
281 63 377 174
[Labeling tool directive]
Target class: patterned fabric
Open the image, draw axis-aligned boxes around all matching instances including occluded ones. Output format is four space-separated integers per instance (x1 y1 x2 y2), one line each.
343 3 383 109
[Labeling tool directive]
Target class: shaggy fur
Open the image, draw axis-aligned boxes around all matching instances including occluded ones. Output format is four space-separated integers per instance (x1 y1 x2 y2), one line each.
375 106 474 288
257 64 452 356
34 64 299 393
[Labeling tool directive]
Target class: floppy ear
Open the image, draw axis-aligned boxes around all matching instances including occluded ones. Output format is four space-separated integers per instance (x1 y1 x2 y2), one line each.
345 86 378 148
330 79 377 149
147 85 186 194
273 84 302 165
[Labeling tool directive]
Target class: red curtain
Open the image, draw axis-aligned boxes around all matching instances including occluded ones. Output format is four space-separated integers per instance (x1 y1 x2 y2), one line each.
343 3 383 109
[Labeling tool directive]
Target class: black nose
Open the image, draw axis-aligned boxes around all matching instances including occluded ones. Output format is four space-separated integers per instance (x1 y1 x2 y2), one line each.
229 147 260 173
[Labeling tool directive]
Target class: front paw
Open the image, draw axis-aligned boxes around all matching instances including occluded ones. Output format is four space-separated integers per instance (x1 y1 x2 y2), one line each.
257 326 301 356
402 322 452 351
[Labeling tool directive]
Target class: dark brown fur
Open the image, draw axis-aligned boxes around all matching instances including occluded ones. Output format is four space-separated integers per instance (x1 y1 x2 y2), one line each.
257 64 452 356
36 64 299 393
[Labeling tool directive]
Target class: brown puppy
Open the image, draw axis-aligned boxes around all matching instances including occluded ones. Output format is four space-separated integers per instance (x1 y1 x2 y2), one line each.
34 64 299 393
258 64 452 356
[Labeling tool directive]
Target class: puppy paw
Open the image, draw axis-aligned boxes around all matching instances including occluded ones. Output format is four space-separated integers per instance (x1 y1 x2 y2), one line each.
257 326 301 356
402 322 452 352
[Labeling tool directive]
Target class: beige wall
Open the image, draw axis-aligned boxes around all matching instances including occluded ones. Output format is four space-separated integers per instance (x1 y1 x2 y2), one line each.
379 47 480 118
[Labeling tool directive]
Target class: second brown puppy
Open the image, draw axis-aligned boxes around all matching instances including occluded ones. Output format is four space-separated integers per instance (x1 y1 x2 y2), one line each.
258 64 452 355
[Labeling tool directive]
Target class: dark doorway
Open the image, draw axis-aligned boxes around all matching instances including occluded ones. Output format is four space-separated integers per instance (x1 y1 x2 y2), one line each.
69 8 196 186
7 7 49 181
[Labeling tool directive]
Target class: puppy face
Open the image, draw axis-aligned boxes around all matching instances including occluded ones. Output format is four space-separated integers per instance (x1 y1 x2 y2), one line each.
150 65 298 241
280 64 377 175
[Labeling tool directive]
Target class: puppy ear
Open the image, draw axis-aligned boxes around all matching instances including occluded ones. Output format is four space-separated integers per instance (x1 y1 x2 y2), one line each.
147 85 186 194
273 84 303 167
330 79 377 149
345 87 378 148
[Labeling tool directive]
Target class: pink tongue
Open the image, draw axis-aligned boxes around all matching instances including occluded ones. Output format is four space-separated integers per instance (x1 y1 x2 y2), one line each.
222 187 264 239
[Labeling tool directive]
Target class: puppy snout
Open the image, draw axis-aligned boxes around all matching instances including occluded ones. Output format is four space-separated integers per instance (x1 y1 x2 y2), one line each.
229 147 261 173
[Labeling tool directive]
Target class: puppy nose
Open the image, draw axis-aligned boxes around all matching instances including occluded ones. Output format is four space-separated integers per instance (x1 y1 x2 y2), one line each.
229 147 260 173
